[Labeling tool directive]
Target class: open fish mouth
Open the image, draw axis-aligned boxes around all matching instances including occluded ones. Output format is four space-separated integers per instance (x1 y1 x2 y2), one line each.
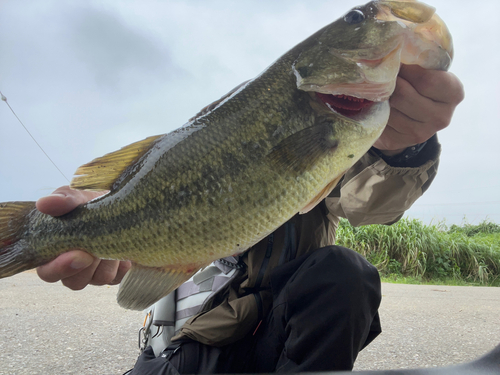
315 93 376 118
296 0 454 116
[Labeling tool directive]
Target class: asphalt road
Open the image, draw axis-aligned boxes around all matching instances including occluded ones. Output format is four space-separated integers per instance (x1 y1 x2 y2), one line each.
353 282 500 371
0 272 498 374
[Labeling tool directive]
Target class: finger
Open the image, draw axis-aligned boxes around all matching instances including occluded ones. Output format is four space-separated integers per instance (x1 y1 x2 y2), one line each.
36 250 94 283
375 108 434 152
36 186 107 217
109 261 132 285
375 120 416 153
60 257 102 290
386 106 441 146
390 76 453 128
90 259 122 286
398 65 465 104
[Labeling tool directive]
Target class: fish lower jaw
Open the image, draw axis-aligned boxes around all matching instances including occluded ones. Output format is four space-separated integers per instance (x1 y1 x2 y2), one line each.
310 80 395 102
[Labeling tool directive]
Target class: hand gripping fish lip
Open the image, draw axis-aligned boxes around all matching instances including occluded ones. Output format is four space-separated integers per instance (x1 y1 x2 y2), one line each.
296 1 453 105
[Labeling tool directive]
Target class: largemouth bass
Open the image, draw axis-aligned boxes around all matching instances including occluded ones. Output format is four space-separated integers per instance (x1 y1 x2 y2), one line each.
0 0 453 310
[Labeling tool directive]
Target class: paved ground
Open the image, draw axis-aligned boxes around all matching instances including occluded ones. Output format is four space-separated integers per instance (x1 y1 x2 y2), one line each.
353 283 500 371
0 272 498 374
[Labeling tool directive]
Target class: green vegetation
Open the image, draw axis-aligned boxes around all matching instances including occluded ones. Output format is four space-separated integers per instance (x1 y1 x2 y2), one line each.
336 218 500 286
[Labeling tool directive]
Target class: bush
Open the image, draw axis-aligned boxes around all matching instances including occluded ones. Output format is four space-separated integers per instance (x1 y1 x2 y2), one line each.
336 218 500 285
448 221 500 237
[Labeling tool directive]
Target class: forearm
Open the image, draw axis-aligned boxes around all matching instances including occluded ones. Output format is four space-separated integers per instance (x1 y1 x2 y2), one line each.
326 135 440 227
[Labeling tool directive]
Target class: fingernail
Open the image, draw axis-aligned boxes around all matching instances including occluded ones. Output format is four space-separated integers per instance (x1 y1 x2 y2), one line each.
70 258 92 270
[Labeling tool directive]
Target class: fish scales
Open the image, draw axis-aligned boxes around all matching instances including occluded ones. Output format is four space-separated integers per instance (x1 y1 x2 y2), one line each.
0 0 454 309
24 55 312 262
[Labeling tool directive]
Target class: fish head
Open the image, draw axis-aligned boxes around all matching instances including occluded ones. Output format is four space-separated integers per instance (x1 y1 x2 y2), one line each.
294 0 453 109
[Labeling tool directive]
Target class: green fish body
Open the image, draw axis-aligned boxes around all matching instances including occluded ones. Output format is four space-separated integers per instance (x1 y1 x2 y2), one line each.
0 0 453 310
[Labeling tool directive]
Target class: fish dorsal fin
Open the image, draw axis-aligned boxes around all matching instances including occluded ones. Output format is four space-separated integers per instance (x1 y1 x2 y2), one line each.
189 80 250 121
70 135 163 191
299 173 344 214
267 123 339 174
117 263 203 310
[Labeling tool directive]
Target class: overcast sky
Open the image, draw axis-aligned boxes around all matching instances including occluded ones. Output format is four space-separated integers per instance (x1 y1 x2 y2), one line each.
0 0 499 226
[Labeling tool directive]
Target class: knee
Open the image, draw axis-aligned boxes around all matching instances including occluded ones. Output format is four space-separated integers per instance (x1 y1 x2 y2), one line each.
311 246 378 276
305 246 381 303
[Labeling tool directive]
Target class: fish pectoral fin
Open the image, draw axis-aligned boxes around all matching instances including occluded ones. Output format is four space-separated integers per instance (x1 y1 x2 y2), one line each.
299 173 345 214
267 123 338 174
117 263 201 310
70 135 164 191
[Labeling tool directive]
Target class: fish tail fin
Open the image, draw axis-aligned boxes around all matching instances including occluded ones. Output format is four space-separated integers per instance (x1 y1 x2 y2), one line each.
0 201 38 278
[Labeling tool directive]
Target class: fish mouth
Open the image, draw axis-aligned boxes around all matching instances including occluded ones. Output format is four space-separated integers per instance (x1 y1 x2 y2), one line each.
314 92 377 119
295 42 401 106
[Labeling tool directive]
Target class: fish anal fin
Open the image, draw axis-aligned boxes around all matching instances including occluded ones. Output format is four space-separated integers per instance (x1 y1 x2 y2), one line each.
117 263 204 310
267 123 339 175
299 173 345 214
70 134 164 191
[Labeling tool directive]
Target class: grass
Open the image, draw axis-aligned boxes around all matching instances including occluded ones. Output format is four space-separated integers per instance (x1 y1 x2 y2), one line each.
336 218 500 286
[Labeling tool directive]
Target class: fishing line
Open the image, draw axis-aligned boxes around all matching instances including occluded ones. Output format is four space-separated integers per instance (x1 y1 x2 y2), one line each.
0 90 70 183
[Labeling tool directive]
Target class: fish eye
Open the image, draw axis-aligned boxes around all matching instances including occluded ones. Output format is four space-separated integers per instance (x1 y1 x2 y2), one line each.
344 9 365 24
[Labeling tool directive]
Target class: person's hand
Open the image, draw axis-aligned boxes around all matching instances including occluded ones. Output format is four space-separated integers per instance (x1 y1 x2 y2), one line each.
36 186 131 290
373 64 464 156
